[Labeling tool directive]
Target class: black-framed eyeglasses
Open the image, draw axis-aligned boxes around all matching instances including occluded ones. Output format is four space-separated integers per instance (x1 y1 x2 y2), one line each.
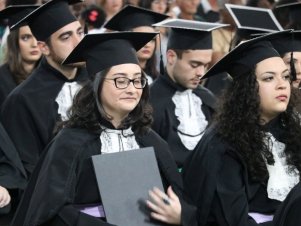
105 77 148 89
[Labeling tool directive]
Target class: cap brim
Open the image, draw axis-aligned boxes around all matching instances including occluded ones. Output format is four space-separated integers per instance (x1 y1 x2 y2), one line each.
202 29 292 80
10 0 83 30
153 18 229 31
104 5 169 31
225 4 283 32
0 5 39 20
275 1 301 9
62 31 159 65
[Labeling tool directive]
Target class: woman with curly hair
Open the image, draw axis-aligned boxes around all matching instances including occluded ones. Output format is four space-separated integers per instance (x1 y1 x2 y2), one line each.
183 30 301 226
12 31 198 226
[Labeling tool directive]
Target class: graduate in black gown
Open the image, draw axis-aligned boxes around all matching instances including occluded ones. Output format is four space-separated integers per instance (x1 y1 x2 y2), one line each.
11 31 198 226
0 122 26 223
0 0 87 177
0 5 41 107
149 19 227 168
272 182 301 226
204 4 284 98
183 30 301 226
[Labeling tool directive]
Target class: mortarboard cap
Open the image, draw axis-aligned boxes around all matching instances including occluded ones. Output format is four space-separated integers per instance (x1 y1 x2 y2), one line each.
270 31 301 55
225 4 283 39
63 31 158 75
104 5 168 31
153 19 229 50
11 0 83 41
275 2 301 26
0 5 39 30
202 30 292 79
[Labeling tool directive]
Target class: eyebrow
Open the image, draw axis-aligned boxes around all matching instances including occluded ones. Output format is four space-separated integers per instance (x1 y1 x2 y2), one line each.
189 60 207 65
112 72 142 77
58 26 83 39
259 69 289 76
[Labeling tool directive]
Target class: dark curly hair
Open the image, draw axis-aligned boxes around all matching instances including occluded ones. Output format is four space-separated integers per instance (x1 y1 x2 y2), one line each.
214 65 301 183
63 67 153 136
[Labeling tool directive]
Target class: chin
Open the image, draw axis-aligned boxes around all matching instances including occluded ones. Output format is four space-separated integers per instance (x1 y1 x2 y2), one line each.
121 105 138 113
187 83 199 90
24 57 41 64
70 62 86 67
275 106 288 114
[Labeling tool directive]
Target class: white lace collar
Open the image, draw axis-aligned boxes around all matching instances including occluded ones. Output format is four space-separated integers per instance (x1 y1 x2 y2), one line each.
100 126 140 154
265 132 300 201
172 89 208 150
55 81 83 121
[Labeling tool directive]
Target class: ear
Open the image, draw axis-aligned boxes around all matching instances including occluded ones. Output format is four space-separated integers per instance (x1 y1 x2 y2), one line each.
166 49 177 66
37 41 50 55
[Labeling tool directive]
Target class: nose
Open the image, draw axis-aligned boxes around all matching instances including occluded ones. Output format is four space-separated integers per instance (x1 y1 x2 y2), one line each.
191 0 200 5
144 42 151 48
276 76 289 90
32 37 38 47
125 81 136 93
196 65 205 78
73 33 83 47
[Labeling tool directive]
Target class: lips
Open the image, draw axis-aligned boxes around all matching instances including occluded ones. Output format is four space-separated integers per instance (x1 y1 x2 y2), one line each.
276 95 288 101
141 50 151 54
121 97 136 101
30 51 40 55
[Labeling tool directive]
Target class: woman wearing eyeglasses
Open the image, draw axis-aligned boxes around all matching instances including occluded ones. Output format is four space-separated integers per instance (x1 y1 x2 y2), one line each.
11 32 197 226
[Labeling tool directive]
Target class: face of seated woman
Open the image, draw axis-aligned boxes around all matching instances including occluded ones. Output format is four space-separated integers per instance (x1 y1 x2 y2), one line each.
256 56 291 123
99 63 144 125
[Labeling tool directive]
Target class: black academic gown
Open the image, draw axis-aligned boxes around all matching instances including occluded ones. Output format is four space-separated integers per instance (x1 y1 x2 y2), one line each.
0 122 27 219
149 72 216 167
11 125 197 226
0 58 88 177
183 120 295 226
0 64 17 108
272 182 301 226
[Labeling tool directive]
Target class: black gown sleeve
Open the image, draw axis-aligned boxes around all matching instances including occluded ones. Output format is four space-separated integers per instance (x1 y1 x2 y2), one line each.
212 153 261 226
0 123 27 189
272 182 301 226
0 123 27 215
1 92 48 176
0 64 17 108
11 129 117 226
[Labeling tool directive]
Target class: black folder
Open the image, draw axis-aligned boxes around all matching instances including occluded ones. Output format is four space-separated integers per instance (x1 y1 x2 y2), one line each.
92 147 166 226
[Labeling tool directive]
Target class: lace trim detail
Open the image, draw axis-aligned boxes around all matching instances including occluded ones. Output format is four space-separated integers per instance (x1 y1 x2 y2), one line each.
265 133 300 201
100 126 140 154
55 82 83 121
172 90 207 150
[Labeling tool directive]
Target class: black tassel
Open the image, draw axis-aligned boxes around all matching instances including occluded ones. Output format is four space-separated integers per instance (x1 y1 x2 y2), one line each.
160 54 164 75
84 22 88 35
158 32 164 75
290 51 297 81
